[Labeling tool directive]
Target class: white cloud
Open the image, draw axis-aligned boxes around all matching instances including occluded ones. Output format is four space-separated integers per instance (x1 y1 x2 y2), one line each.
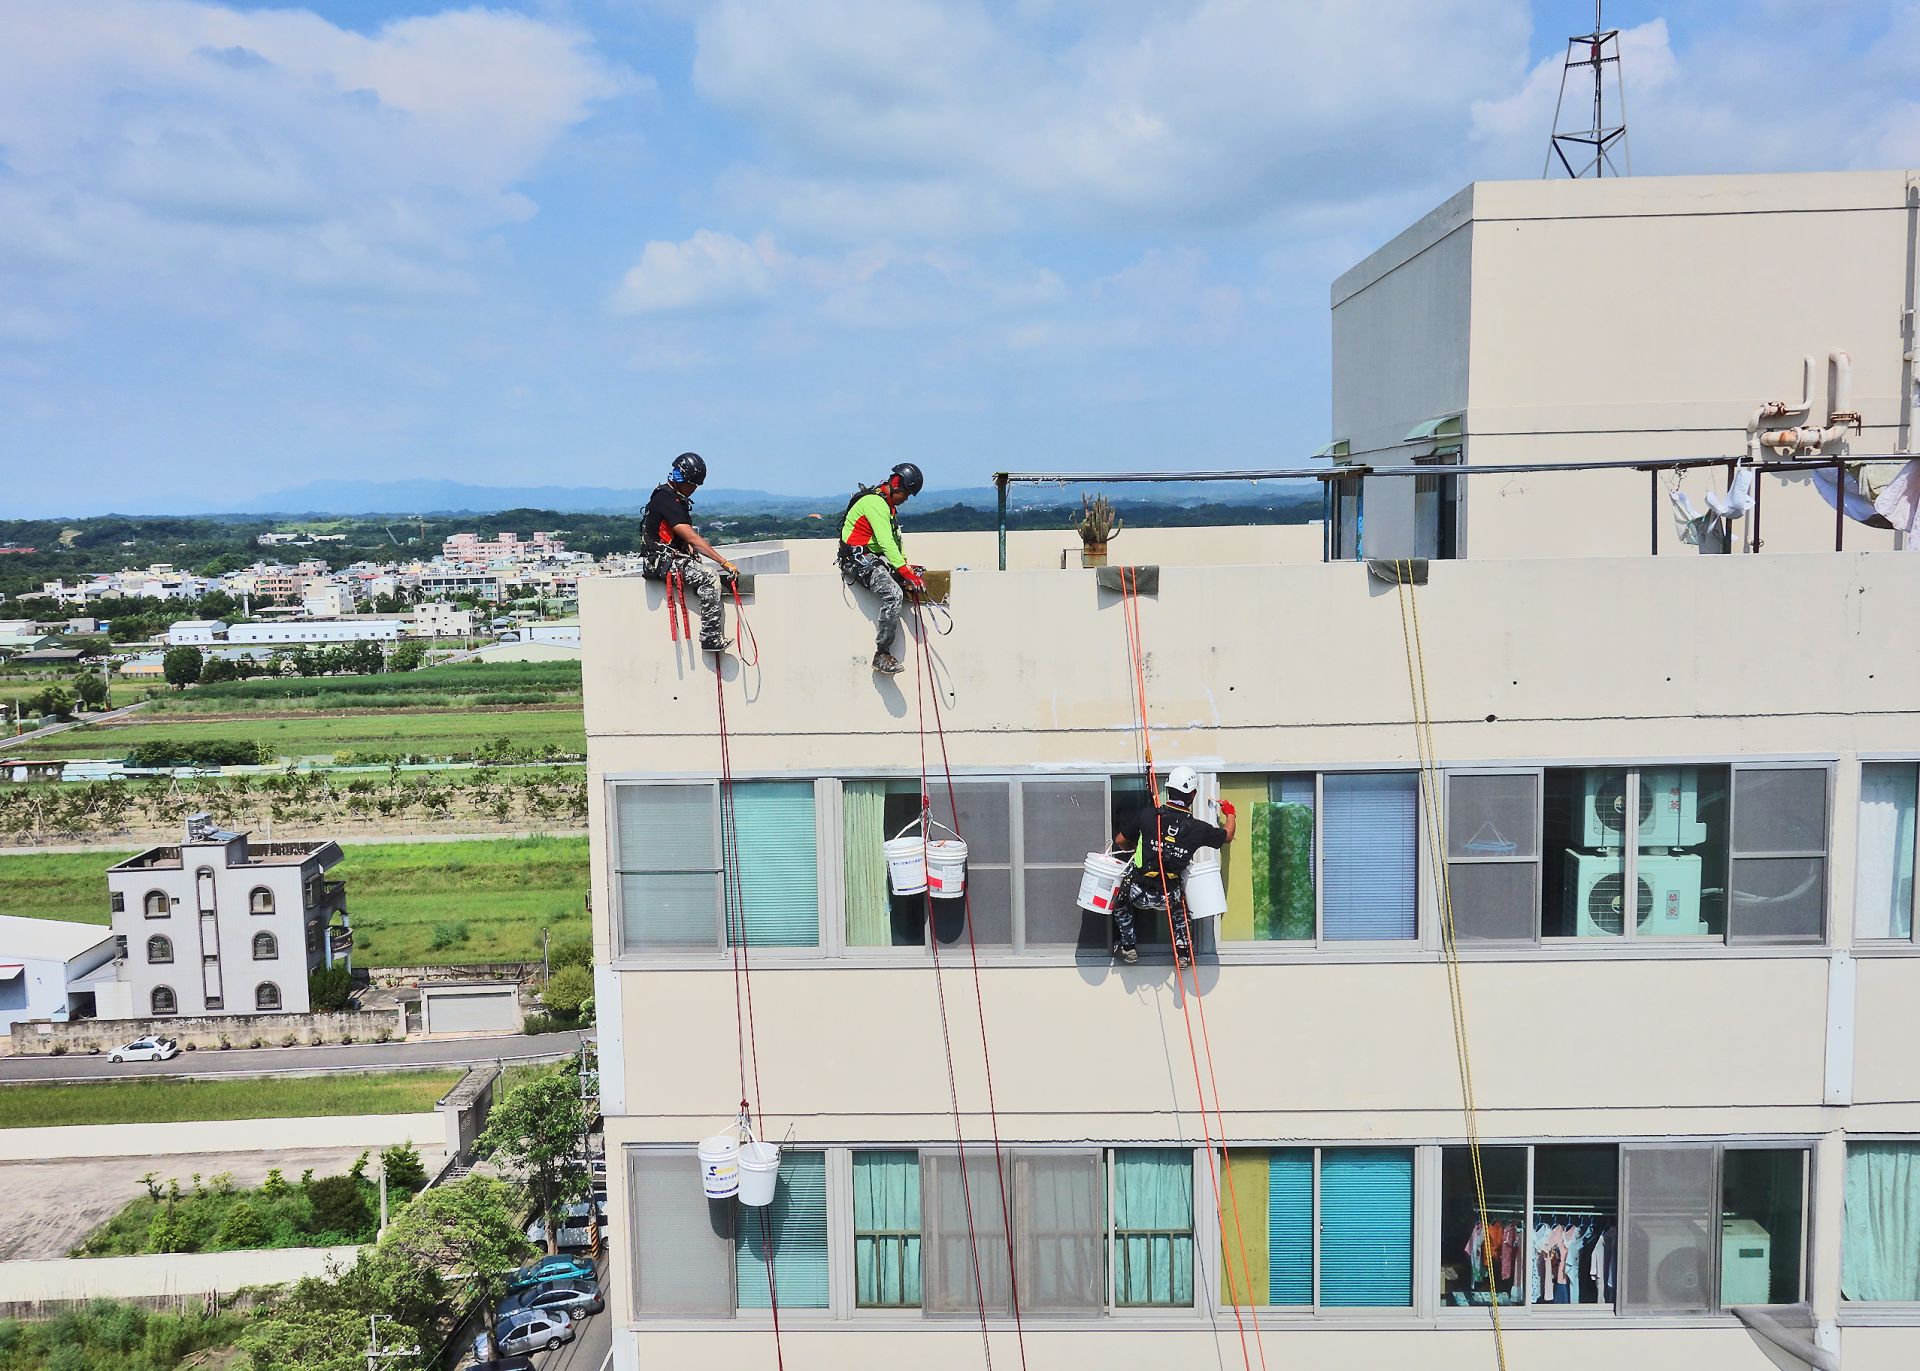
610 229 782 314
0 1 627 294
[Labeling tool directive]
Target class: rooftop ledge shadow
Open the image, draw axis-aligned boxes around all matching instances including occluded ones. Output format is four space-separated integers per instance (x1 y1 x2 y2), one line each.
581 551 1918 767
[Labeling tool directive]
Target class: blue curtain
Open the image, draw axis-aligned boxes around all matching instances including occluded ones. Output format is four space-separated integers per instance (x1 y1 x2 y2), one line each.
1321 773 1418 940
736 1150 829 1309
1843 1143 1920 1301
730 781 819 948
1114 1149 1195 1307
1319 1149 1413 1307
854 1151 922 1307
1269 1149 1313 1305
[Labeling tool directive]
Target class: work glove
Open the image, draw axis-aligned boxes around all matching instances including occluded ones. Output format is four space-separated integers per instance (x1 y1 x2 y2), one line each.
1219 800 1237 819
898 565 926 591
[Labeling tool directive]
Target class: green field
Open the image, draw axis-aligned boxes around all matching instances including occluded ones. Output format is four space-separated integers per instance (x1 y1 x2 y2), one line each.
157 661 582 714
0 834 588 966
0 678 152 709
0 706 586 762
0 1070 466 1128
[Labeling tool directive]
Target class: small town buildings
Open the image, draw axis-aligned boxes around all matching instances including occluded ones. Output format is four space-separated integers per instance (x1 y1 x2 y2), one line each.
0 915 119 1030
104 815 352 1018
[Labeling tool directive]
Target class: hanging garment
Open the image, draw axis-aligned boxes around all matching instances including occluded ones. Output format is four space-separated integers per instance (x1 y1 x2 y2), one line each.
1563 1225 1587 1307
1467 1220 1486 1284
1872 457 1920 541
1590 1227 1607 1301
1810 463 1895 527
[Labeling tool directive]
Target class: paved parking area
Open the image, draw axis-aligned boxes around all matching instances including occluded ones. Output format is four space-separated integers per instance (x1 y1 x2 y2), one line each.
0 1144 443 1260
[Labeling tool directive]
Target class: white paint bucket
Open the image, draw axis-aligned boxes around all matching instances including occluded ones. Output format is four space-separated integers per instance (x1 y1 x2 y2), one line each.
1077 852 1130 914
698 1131 741 1200
925 839 969 899
885 834 927 896
1184 847 1228 921
738 1140 781 1207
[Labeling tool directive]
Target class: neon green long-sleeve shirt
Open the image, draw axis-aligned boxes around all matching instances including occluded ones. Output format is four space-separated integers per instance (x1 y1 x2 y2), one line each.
840 491 906 568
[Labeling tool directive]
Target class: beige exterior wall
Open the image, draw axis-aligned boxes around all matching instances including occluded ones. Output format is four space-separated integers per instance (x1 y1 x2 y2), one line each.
1332 170 1918 560
585 548 1920 1368
746 522 1327 575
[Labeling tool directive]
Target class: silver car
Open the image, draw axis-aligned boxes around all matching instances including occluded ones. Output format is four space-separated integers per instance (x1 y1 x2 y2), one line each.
499 1277 603 1322
495 1309 574 1356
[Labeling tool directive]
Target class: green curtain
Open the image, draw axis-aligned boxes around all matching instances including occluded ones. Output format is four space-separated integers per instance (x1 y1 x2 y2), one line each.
1114 1149 1195 1307
1843 1143 1920 1301
853 1151 923 1307
844 781 890 947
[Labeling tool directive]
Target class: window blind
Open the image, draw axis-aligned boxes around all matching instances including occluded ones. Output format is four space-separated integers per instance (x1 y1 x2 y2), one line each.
729 781 819 948
736 1150 829 1310
1268 1149 1313 1305
627 1148 733 1317
1319 1149 1413 1307
1321 773 1418 940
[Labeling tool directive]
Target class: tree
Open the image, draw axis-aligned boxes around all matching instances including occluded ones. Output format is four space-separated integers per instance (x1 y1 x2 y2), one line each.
376 1173 529 1336
27 685 74 720
235 1307 367 1371
306 1174 372 1238
308 965 353 1012
74 673 109 711
380 1141 428 1195
198 655 239 683
475 1071 590 1257
541 964 593 1019
215 1199 268 1249
161 645 203 688
388 639 427 673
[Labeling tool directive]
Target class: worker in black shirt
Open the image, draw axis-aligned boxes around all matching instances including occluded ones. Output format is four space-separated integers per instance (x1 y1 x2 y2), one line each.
1110 765 1237 964
640 452 737 653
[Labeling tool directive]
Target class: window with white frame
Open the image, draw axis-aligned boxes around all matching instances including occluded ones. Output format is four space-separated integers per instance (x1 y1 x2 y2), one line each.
1221 1147 1415 1308
1213 772 1420 943
611 780 819 953
1855 763 1917 942
1438 1144 1618 1309
1449 765 1829 944
1620 1144 1807 1313
841 776 1108 953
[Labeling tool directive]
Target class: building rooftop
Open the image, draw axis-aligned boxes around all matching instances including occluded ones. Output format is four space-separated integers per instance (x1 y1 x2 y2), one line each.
109 838 342 872
0 915 116 962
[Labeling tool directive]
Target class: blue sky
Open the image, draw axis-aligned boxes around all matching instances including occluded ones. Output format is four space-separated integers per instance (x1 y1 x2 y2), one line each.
1 0 1916 515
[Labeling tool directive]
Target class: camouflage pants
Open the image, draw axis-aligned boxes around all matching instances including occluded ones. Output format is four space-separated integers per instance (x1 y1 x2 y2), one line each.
642 548 725 649
839 549 903 657
1113 871 1192 955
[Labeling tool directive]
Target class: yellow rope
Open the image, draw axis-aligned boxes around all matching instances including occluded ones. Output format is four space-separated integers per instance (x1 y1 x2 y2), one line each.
1393 559 1510 1370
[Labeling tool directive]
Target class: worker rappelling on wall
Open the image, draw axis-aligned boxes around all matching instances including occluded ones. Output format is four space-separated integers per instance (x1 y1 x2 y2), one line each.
1103 765 1236 963
838 462 927 675
640 451 741 654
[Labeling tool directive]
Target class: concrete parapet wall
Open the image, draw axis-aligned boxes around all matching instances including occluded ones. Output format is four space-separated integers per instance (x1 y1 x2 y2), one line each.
0 1243 361 1305
0 1112 443 1162
6 1007 405 1056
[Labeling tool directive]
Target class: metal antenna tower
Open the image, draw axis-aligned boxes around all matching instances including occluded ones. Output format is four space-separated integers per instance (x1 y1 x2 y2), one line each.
1544 1 1630 178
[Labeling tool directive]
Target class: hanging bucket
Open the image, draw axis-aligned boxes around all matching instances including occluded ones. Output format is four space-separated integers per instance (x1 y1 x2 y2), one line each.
698 1131 741 1200
926 838 969 899
1077 851 1130 913
738 1140 782 1207
1184 847 1228 921
884 833 927 896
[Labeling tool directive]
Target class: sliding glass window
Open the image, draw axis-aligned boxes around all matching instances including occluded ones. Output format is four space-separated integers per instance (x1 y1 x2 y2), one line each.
1221 1147 1414 1309
1854 763 1917 942
1438 1144 1618 1310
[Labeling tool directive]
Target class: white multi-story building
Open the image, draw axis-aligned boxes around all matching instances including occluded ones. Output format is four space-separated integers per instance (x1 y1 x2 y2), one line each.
585 170 1920 1371
302 584 357 619
105 816 352 1019
442 530 567 565
411 602 474 638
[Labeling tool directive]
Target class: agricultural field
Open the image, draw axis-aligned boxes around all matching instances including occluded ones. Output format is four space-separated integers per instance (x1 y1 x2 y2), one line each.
0 676 152 709
151 660 582 714
0 1070 466 1128
0 705 586 763
0 835 589 967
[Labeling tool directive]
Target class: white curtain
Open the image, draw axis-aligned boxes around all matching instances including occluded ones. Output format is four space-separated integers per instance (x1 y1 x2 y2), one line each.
1855 765 1917 940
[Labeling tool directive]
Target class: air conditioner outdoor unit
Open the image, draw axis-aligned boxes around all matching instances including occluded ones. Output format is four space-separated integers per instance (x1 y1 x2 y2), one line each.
1566 851 1705 938
1581 770 1708 849
1633 1216 1713 1310
1720 1218 1773 1307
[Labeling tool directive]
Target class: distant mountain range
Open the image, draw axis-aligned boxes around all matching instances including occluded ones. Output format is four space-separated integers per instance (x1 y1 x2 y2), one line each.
189 476 1322 518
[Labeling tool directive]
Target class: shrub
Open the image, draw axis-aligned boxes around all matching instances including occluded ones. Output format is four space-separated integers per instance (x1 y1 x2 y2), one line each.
124 738 270 768
261 1168 289 1200
279 1032 299 1047
308 964 353 1012
521 1012 575 1035
215 1200 268 1249
541 964 593 1018
48 1042 67 1056
380 1141 428 1195
305 1175 371 1238
548 932 593 971
427 921 470 951
249 1037 265 1049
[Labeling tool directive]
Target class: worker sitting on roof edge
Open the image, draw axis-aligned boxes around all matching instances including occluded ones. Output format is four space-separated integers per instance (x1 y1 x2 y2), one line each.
838 462 925 676
640 452 737 654
1110 766 1237 965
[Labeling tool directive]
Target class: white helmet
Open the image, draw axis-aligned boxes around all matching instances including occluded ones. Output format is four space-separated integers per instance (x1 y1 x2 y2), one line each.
1163 765 1200 802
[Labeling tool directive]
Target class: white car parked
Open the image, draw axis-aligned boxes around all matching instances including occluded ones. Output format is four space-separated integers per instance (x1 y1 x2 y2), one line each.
108 1036 180 1063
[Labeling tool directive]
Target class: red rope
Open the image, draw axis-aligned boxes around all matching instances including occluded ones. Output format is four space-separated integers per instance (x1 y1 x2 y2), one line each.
714 660 783 1368
913 602 1028 1370
728 578 759 666
911 612 1001 1371
1119 569 1264 1370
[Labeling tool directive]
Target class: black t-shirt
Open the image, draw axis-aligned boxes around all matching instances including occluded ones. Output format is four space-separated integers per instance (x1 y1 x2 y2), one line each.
1117 804 1228 876
643 483 693 551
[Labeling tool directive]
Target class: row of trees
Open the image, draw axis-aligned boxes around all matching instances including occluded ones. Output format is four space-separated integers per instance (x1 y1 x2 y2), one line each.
0 769 588 842
161 639 428 688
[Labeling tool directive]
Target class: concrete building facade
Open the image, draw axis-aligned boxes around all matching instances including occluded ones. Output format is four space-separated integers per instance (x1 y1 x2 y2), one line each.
105 817 352 1019
0 916 118 1030
584 171 1920 1371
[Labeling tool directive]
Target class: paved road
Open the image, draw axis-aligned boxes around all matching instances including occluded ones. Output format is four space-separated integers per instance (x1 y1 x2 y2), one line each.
542 1306 611 1371
0 1029 589 1083
0 698 152 754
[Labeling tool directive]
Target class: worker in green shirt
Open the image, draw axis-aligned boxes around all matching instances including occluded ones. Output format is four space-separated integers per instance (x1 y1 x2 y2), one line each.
837 463 925 675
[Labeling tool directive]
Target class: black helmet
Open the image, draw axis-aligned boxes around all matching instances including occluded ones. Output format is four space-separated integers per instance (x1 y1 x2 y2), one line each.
669 452 707 488
888 462 924 497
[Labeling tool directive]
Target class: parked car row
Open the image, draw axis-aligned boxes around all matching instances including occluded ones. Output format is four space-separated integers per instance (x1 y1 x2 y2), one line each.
481 1253 604 1361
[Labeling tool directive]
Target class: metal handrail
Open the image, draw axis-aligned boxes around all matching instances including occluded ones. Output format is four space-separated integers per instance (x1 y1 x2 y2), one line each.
990 453 1914 568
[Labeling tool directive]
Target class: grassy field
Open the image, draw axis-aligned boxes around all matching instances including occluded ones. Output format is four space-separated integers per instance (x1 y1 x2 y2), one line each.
0 706 586 761
0 835 590 967
156 661 583 714
0 678 152 708
0 1069 466 1128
